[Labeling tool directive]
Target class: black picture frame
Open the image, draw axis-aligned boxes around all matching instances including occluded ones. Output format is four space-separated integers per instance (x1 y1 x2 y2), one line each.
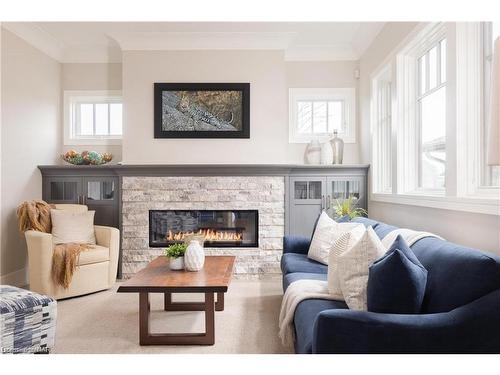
154 82 250 138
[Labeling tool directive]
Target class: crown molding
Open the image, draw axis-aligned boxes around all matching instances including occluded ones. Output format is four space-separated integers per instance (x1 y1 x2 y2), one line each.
109 31 297 51
284 44 358 61
2 22 63 61
351 22 385 56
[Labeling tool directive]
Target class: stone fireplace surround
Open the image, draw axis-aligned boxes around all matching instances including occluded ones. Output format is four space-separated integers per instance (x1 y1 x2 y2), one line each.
121 176 285 279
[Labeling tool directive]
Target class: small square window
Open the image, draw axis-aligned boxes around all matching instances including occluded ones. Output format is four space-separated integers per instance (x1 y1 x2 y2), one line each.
64 91 122 145
289 88 355 143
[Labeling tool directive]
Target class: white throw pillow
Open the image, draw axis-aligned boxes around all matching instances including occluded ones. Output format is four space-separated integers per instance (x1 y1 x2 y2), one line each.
327 224 367 299
307 212 363 265
51 209 96 245
337 226 386 311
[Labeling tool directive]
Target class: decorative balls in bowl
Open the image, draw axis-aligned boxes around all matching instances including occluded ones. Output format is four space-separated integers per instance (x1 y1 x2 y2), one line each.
62 150 113 165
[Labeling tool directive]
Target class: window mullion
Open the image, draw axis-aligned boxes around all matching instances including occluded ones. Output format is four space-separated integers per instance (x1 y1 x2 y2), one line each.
92 104 96 136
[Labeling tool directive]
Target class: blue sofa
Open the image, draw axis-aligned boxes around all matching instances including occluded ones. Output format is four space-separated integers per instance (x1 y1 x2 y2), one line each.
281 217 500 353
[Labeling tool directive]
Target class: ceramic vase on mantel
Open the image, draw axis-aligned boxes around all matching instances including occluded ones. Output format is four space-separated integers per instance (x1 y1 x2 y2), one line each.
184 239 205 271
330 130 344 164
320 140 334 165
305 139 321 164
169 256 184 270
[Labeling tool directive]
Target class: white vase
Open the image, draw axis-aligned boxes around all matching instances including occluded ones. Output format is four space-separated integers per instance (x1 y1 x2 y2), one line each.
184 240 205 271
320 140 333 165
169 256 184 270
305 139 321 164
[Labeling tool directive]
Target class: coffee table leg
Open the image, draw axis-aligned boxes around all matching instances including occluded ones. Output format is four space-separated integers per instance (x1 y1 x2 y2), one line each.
204 292 215 344
215 292 224 311
139 292 150 345
139 292 215 345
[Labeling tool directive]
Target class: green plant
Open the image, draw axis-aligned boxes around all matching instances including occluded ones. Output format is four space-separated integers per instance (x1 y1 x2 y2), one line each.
332 195 367 219
164 243 187 259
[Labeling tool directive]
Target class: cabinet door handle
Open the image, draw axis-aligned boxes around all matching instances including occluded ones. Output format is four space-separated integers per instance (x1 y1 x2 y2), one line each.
327 195 331 210
77 195 81 204
321 195 325 210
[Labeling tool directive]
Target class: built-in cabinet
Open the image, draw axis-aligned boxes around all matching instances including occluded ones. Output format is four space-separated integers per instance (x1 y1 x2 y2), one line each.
288 171 367 238
43 175 119 228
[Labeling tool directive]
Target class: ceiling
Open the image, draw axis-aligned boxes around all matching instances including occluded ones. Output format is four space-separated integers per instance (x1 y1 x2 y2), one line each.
3 22 385 63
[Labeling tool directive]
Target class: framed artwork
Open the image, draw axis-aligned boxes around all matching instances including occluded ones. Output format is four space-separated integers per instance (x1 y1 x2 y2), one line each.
154 82 250 138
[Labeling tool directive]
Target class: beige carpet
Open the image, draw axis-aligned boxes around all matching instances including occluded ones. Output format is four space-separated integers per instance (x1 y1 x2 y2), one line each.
53 279 292 354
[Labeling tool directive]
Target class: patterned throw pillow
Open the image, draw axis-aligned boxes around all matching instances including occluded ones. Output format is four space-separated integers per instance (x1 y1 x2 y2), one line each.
367 235 428 313
337 226 386 310
327 225 367 300
307 211 363 265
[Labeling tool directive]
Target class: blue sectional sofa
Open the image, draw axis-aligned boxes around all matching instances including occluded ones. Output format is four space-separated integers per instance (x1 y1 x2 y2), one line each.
281 217 500 353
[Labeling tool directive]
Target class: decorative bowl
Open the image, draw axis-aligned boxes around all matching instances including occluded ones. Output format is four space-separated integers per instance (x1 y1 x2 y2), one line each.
61 150 113 165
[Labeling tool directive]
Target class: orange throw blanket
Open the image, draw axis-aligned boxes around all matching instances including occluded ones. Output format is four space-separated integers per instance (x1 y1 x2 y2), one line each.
17 200 93 289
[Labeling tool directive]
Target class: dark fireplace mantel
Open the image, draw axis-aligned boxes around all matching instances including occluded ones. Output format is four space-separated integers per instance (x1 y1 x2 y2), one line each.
38 163 370 177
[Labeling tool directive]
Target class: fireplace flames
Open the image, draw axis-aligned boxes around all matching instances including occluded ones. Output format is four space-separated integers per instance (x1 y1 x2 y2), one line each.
166 229 243 242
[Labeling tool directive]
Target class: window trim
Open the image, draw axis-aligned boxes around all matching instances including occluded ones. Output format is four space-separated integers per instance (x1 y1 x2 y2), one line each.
63 90 123 146
370 63 393 195
288 88 356 144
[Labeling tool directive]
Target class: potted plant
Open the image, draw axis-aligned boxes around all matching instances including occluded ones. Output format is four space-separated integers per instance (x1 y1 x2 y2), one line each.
331 195 367 220
164 243 187 270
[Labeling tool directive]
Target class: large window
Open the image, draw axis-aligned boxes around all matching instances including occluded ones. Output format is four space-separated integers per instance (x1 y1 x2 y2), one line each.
417 38 447 189
483 22 500 187
289 88 355 143
371 22 499 215
64 91 122 145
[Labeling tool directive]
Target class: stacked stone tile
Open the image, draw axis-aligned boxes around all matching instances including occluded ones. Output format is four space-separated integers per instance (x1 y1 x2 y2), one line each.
121 176 285 278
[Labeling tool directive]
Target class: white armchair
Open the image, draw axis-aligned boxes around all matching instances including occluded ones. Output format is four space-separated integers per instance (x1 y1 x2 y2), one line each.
25 204 119 300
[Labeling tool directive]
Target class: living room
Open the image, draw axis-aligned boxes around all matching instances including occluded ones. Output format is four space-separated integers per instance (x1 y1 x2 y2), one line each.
1 0 499 372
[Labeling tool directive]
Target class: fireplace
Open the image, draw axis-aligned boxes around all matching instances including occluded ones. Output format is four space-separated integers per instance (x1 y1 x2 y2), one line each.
149 210 259 248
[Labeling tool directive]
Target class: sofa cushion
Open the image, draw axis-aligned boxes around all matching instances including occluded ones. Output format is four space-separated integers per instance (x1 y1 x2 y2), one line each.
77 245 109 266
283 272 327 291
351 217 380 228
368 235 428 313
281 253 327 276
372 222 398 239
294 299 348 354
411 237 500 313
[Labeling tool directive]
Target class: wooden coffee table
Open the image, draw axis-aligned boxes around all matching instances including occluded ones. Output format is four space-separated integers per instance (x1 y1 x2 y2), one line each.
118 255 235 346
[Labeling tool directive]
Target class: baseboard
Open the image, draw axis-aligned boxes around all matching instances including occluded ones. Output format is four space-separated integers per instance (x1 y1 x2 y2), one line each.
0 267 28 287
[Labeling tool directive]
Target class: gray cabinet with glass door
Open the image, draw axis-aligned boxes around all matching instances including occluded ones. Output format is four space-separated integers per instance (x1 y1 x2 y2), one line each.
287 171 367 238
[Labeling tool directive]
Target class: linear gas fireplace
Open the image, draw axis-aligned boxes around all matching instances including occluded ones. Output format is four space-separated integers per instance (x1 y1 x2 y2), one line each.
149 210 259 248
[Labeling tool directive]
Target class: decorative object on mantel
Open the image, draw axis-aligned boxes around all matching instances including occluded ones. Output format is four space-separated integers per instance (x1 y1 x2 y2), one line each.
320 140 334 165
154 82 250 139
164 243 187 270
62 150 113 165
184 237 205 271
330 130 344 164
305 139 321 164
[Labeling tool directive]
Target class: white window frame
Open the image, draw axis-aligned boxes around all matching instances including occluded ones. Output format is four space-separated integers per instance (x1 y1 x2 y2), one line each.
371 64 393 195
289 88 356 144
64 90 123 146
480 22 500 188
370 22 500 216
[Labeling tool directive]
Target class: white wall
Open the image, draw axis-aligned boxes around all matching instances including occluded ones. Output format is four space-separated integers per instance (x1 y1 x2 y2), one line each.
359 23 500 254
122 50 360 164
61 63 123 162
1 29 61 281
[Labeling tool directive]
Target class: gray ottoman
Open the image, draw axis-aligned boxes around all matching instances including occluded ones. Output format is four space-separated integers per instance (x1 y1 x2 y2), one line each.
1 285 57 354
